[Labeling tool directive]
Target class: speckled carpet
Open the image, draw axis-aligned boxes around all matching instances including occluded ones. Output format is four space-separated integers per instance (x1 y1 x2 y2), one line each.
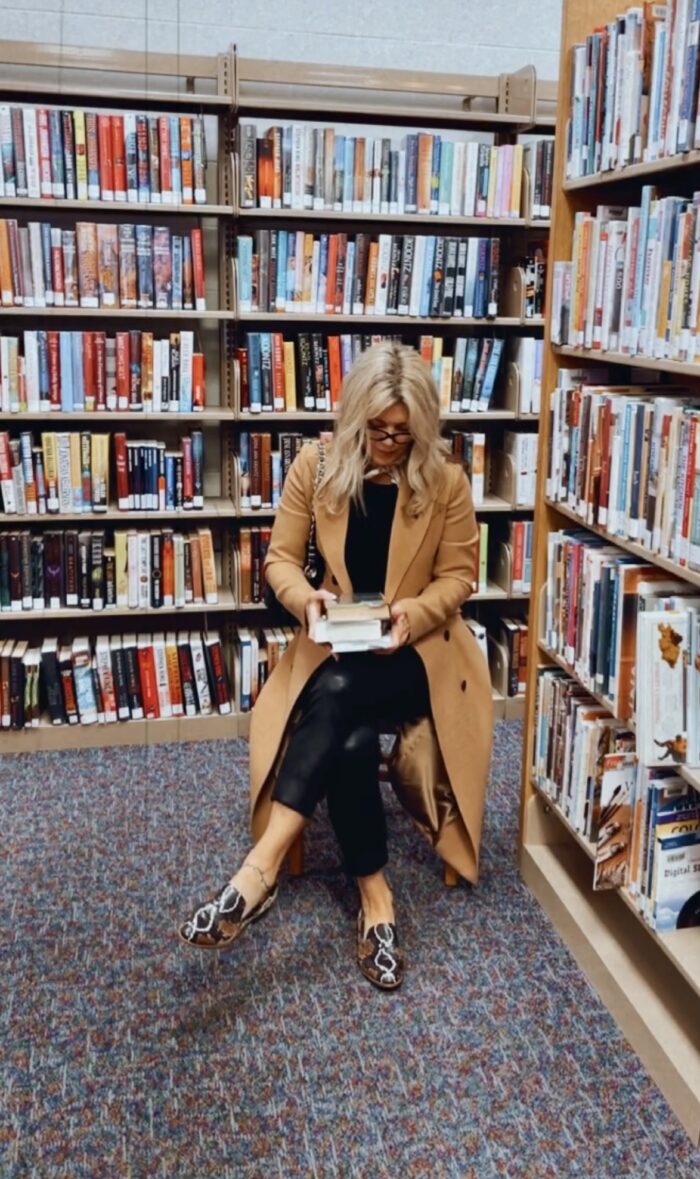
1 720 699 1178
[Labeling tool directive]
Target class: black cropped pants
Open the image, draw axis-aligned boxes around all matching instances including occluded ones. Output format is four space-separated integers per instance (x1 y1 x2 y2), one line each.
271 646 431 877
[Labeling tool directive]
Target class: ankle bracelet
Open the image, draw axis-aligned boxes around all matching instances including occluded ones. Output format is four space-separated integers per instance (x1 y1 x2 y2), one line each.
240 862 273 892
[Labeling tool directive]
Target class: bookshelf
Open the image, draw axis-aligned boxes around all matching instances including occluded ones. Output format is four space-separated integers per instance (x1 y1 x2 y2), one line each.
520 0 700 1145
0 43 552 746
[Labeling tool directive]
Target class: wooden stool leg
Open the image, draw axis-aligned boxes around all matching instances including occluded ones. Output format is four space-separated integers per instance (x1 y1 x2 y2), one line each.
287 832 304 877
443 864 459 887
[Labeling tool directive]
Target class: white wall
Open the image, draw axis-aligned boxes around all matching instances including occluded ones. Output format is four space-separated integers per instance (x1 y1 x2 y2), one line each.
0 0 561 81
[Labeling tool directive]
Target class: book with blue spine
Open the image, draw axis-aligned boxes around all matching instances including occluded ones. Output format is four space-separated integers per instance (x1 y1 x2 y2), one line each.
276 230 287 311
239 432 251 509
478 338 504 409
59 331 73 412
169 116 182 202
438 140 453 216
171 234 183 310
247 333 262 411
237 236 253 312
430 135 441 214
419 236 436 318
405 133 418 213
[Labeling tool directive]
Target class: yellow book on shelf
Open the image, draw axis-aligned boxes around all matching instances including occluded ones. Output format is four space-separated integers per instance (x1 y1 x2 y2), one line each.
510 143 524 218
283 341 297 411
114 530 128 605
197 526 219 604
40 431 59 512
73 110 88 200
69 432 81 512
656 259 672 351
439 355 453 413
90 433 109 511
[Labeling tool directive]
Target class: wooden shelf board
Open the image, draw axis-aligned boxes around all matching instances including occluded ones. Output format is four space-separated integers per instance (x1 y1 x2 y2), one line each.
237 207 533 228
0 409 234 422
563 149 700 191
237 96 529 128
237 494 532 517
236 409 519 422
0 197 231 217
680 765 700 793
1 307 230 321
0 709 240 752
237 581 525 607
544 497 700 591
0 589 236 622
556 343 700 381
0 497 237 523
0 80 230 110
520 834 700 1144
238 312 524 327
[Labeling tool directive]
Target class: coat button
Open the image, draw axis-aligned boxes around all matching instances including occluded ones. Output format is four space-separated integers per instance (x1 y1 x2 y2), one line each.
444 629 450 641
460 680 467 692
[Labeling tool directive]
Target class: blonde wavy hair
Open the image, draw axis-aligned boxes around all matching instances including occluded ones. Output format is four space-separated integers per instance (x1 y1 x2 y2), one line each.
317 341 448 517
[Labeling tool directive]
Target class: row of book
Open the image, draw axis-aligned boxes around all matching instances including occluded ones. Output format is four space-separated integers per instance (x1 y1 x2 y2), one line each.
547 378 700 569
533 667 700 933
0 525 219 613
241 124 553 220
238 230 512 319
551 189 700 363
0 429 205 516
566 5 700 179
238 331 508 415
0 330 205 414
0 629 230 730
0 106 208 205
234 519 492 605
467 614 529 698
0 219 206 310
544 527 700 766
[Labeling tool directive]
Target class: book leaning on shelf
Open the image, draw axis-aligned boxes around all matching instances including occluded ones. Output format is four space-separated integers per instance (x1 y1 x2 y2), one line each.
566 5 700 179
238 331 506 415
237 230 503 320
0 629 231 731
0 428 204 515
0 106 208 205
533 667 700 933
0 330 205 413
0 219 206 310
233 626 296 712
0 525 218 613
239 123 553 220
546 375 700 569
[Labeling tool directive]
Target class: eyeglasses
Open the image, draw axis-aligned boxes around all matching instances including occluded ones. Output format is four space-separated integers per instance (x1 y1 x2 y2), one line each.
367 425 413 445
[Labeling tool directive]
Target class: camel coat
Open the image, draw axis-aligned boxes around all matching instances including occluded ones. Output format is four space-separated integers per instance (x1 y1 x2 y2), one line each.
249 441 493 883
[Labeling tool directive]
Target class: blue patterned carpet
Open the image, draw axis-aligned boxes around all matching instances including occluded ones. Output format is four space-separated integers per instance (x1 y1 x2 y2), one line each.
1 720 699 1178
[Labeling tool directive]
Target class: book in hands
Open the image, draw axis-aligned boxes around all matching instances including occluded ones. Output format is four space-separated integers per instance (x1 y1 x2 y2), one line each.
310 593 393 652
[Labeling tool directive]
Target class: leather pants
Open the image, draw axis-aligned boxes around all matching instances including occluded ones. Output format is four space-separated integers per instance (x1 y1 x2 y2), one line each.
271 646 430 877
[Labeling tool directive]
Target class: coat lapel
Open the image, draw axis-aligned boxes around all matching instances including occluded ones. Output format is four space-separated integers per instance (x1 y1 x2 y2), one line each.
384 475 434 601
315 496 352 594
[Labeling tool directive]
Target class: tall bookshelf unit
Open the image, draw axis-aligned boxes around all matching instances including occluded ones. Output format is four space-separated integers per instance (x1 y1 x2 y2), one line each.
0 43 554 751
0 41 240 748
231 56 555 732
520 0 700 1145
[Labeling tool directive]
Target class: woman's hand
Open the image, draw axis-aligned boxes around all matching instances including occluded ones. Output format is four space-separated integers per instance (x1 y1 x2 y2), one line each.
375 600 411 655
305 588 337 641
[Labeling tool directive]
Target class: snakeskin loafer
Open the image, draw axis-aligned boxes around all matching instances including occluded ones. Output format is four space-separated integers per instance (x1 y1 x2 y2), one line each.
357 910 405 990
179 877 278 951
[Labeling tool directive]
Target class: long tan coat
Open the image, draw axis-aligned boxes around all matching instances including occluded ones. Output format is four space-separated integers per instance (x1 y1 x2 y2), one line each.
249 442 493 883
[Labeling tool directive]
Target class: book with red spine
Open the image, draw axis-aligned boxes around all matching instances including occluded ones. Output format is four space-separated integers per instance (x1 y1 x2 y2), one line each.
47 331 61 409
111 115 127 202
158 117 172 204
192 352 205 410
190 228 205 310
97 115 114 201
325 234 339 314
182 436 194 508
511 520 525 592
136 636 159 719
50 228 64 305
94 332 107 410
37 109 52 198
115 332 130 411
235 346 249 411
114 432 129 509
180 117 193 204
328 335 342 411
83 331 97 412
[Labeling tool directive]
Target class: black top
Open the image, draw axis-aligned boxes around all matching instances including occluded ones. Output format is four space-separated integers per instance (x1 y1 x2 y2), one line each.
344 479 399 594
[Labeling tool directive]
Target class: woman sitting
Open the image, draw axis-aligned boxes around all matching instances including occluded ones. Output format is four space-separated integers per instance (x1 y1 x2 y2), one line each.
180 342 493 989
